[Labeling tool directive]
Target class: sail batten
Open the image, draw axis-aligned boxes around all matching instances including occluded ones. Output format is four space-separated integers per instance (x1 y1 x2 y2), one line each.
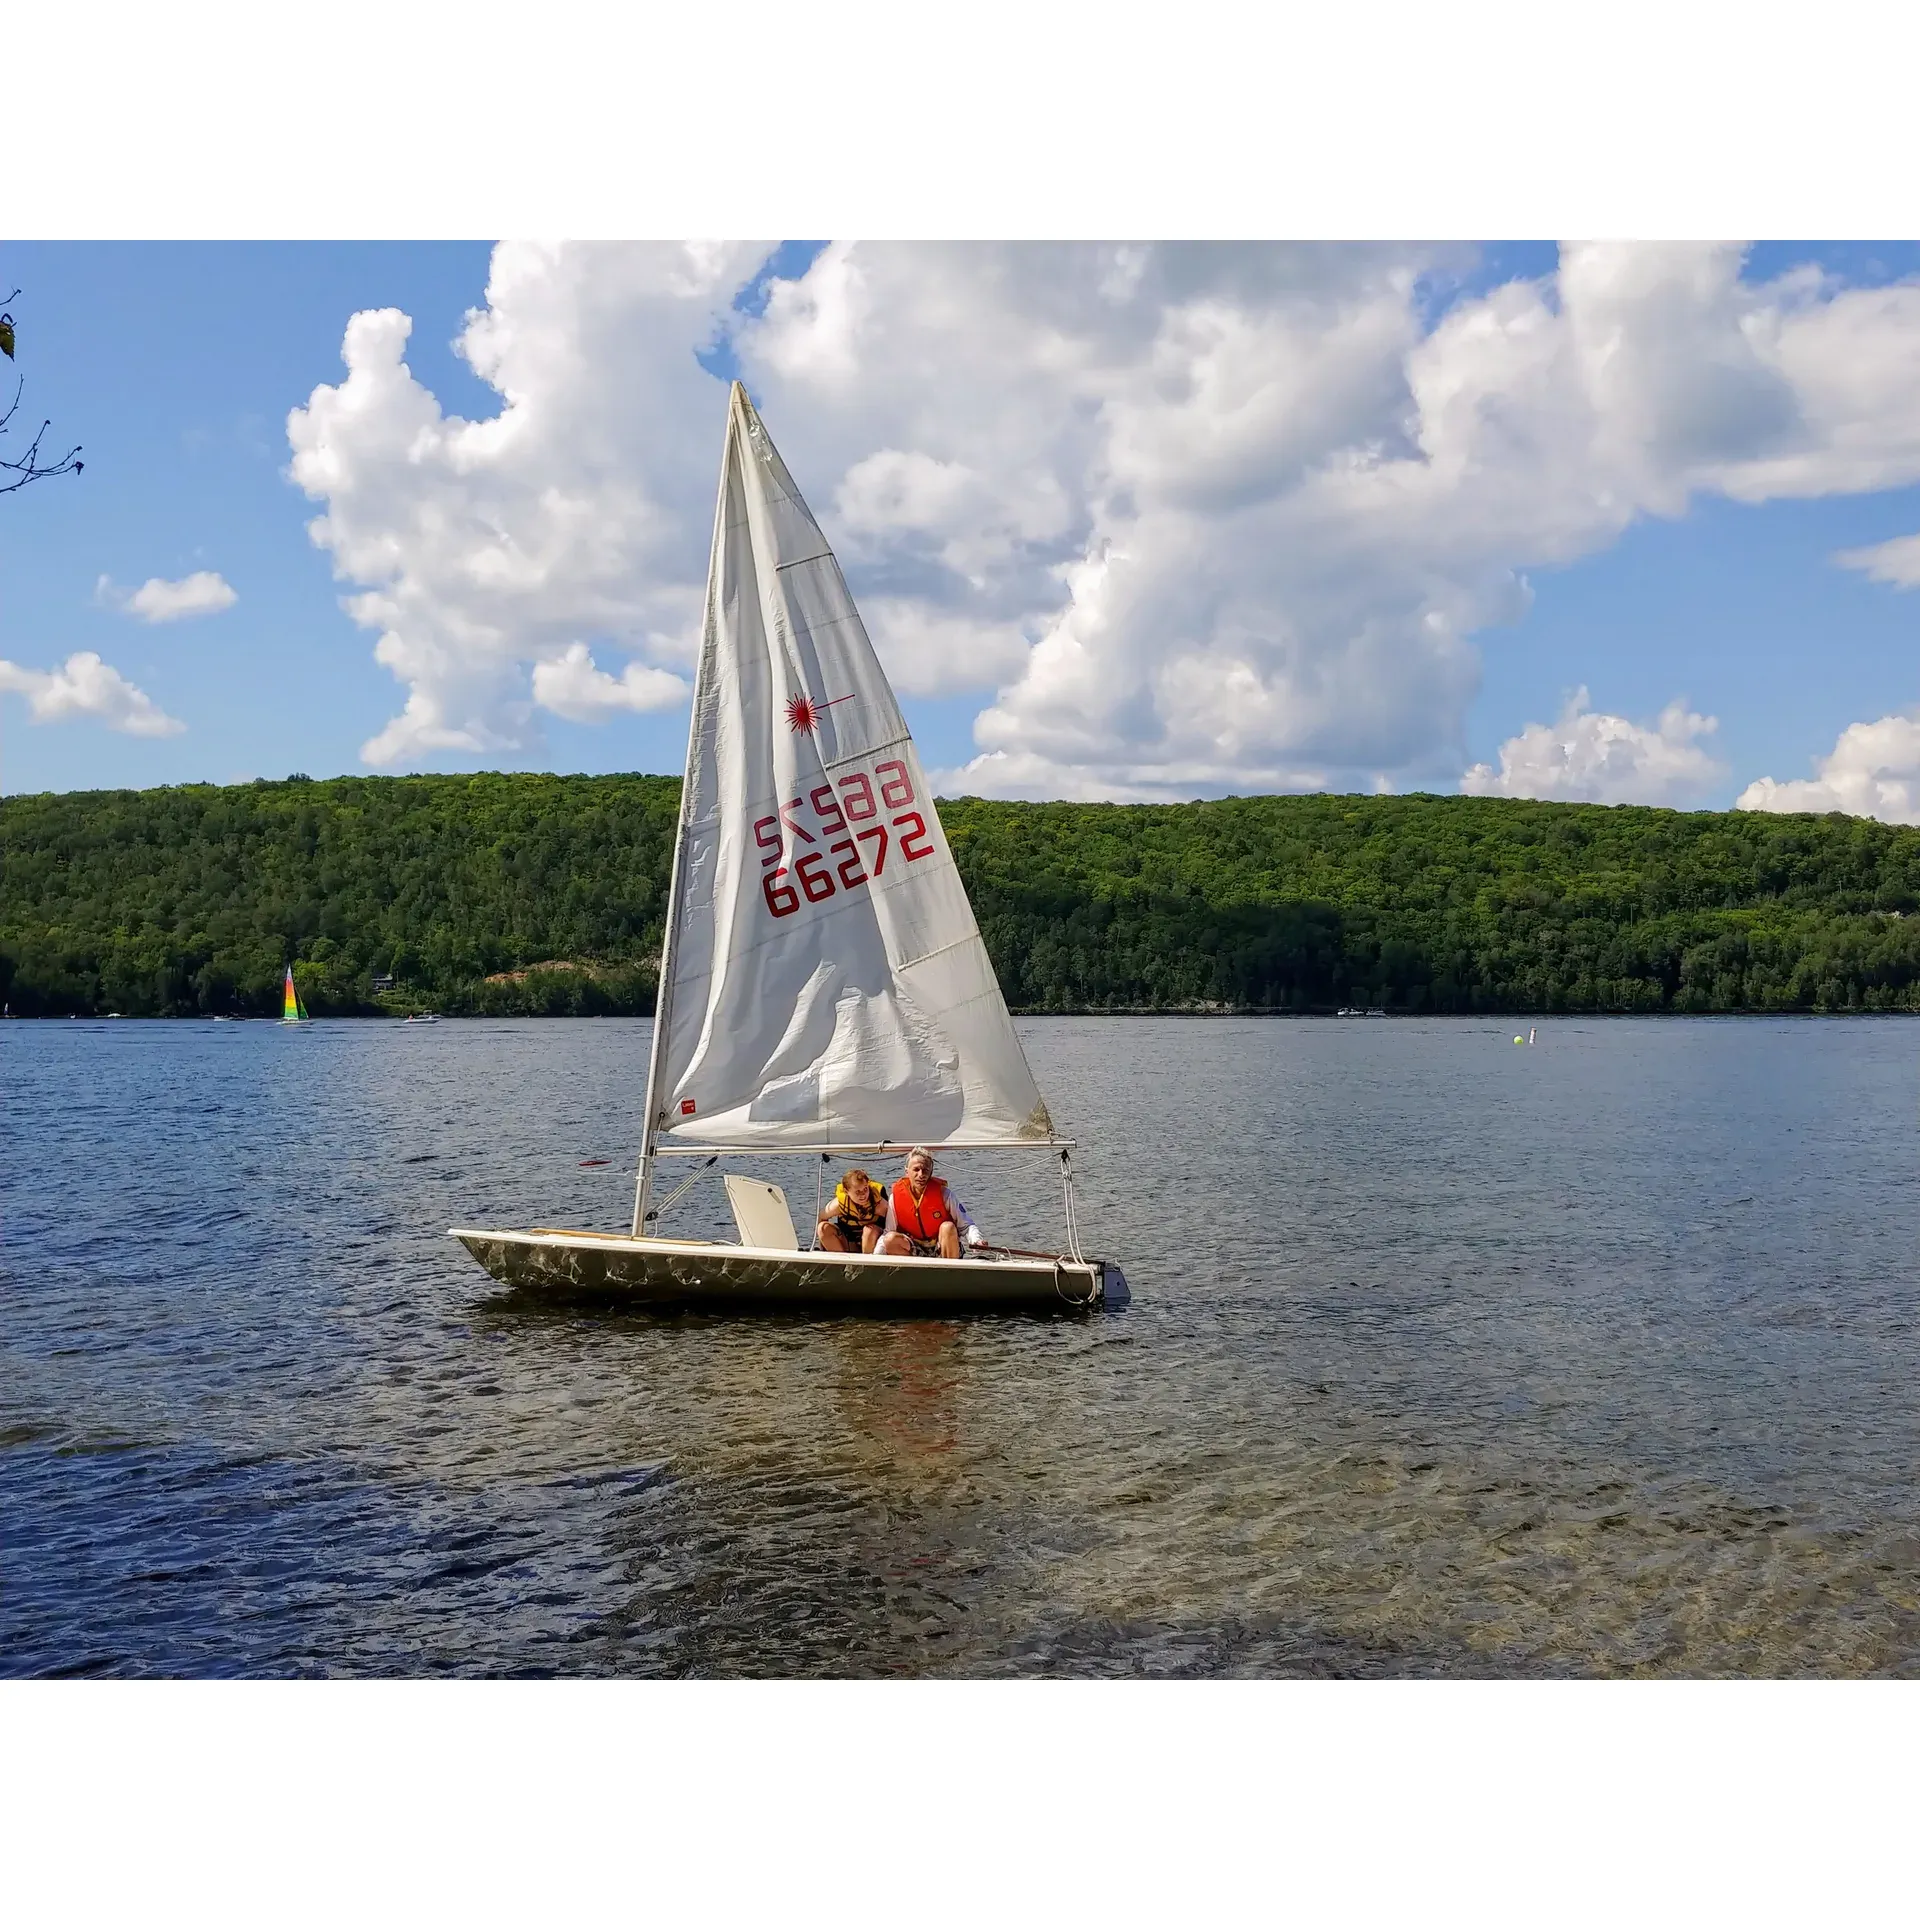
643 383 1052 1153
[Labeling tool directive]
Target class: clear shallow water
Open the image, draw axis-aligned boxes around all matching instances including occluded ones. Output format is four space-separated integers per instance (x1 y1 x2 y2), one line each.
4 1015 1917 1678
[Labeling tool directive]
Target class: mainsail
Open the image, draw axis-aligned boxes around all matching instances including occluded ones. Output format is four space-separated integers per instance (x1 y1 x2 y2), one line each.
282 967 306 1022
640 384 1053 1161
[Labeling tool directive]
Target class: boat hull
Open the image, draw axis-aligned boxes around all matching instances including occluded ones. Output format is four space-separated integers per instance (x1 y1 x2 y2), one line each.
449 1227 1124 1309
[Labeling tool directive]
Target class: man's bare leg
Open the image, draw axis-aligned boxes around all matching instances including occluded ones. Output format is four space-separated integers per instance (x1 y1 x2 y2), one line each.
937 1222 961 1260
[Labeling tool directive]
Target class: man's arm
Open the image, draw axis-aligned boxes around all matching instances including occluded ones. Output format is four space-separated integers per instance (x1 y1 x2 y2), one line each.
947 1191 985 1244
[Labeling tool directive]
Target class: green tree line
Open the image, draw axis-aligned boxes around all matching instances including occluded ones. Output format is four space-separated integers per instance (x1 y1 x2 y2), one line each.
7 773 1920 1016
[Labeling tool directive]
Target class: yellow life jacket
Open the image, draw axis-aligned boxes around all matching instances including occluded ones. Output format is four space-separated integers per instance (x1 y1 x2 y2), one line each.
833 1177 884 1228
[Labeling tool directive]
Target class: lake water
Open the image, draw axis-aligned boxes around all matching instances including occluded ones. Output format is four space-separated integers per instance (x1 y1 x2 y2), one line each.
4 1015 1917 1677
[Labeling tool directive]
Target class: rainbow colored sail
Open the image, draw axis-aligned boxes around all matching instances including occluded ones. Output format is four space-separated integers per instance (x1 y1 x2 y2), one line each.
282 966 307 1022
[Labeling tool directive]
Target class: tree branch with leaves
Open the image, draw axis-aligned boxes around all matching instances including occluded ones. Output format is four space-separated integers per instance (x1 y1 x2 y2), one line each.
0 291 83 497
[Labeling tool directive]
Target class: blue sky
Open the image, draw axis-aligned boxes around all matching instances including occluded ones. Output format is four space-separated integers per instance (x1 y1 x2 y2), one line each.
5 240 1920 813
2 243 498 791
1485 485 1920 793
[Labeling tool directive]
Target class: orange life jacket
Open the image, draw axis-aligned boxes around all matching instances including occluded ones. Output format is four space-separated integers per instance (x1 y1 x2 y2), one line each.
891 1175 954 1243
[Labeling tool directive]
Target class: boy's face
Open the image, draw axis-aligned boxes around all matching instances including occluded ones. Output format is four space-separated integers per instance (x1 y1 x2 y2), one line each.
848 1171 869 1200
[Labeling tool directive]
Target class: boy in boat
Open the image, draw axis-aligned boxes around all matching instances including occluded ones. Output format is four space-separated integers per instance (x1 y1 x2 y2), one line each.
818 1166 885 1254
878 1147 986 1260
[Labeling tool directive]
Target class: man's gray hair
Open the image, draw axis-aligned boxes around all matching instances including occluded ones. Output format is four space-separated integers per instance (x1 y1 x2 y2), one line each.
906 1145 935 1168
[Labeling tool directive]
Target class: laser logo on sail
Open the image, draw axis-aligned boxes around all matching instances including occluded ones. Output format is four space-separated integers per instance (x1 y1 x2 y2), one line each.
785 692 855 734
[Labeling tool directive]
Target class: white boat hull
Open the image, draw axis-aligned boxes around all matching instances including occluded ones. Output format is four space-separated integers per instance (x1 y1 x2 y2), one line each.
450 1226 1126 1309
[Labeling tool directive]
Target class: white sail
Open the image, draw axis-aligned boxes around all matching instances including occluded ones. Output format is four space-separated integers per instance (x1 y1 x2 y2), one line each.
643 384 1053 1154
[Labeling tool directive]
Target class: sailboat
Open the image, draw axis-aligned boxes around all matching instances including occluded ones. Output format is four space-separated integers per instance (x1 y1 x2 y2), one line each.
450 383 1126 1308
281 966 311 1024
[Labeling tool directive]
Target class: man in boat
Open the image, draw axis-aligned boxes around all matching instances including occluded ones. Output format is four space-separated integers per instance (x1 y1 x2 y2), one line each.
817 1166 885 1254
877 1147 985 1260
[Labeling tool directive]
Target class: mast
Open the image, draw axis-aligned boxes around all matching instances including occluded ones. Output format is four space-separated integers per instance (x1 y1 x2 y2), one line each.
630 384 737 1235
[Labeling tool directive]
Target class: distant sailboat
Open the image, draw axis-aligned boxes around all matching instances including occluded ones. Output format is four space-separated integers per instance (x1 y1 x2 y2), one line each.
282 967 311 1024
450 383 1124 1308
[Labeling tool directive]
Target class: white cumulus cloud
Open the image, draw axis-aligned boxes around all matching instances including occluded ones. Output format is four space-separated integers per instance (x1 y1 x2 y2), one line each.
287 242 1920 790
1462 688 1724 806
858 598 1032 697
287 244 766 767
1834 531 1920 588
1741 519 1920 823
529 642 687 722
0 652 185 735
1737 713 1920 824
98 571 238 622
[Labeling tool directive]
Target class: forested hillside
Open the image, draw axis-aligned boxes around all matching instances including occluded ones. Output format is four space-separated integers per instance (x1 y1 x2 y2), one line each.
8 772 1920 1016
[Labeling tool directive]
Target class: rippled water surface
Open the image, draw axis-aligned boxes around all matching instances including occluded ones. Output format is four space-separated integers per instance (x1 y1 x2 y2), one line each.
5 1015 1918 1677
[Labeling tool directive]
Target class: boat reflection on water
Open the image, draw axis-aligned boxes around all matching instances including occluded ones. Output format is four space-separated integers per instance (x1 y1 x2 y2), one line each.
838 1321 962 1467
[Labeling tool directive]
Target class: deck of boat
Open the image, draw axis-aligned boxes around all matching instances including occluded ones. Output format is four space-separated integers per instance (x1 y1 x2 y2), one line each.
450 1225 1122 1308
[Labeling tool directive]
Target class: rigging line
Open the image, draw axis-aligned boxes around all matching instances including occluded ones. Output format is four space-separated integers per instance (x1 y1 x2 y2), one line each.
652 1139 1075 1157
1061 1147 1085 1263
642 1155 719 1229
